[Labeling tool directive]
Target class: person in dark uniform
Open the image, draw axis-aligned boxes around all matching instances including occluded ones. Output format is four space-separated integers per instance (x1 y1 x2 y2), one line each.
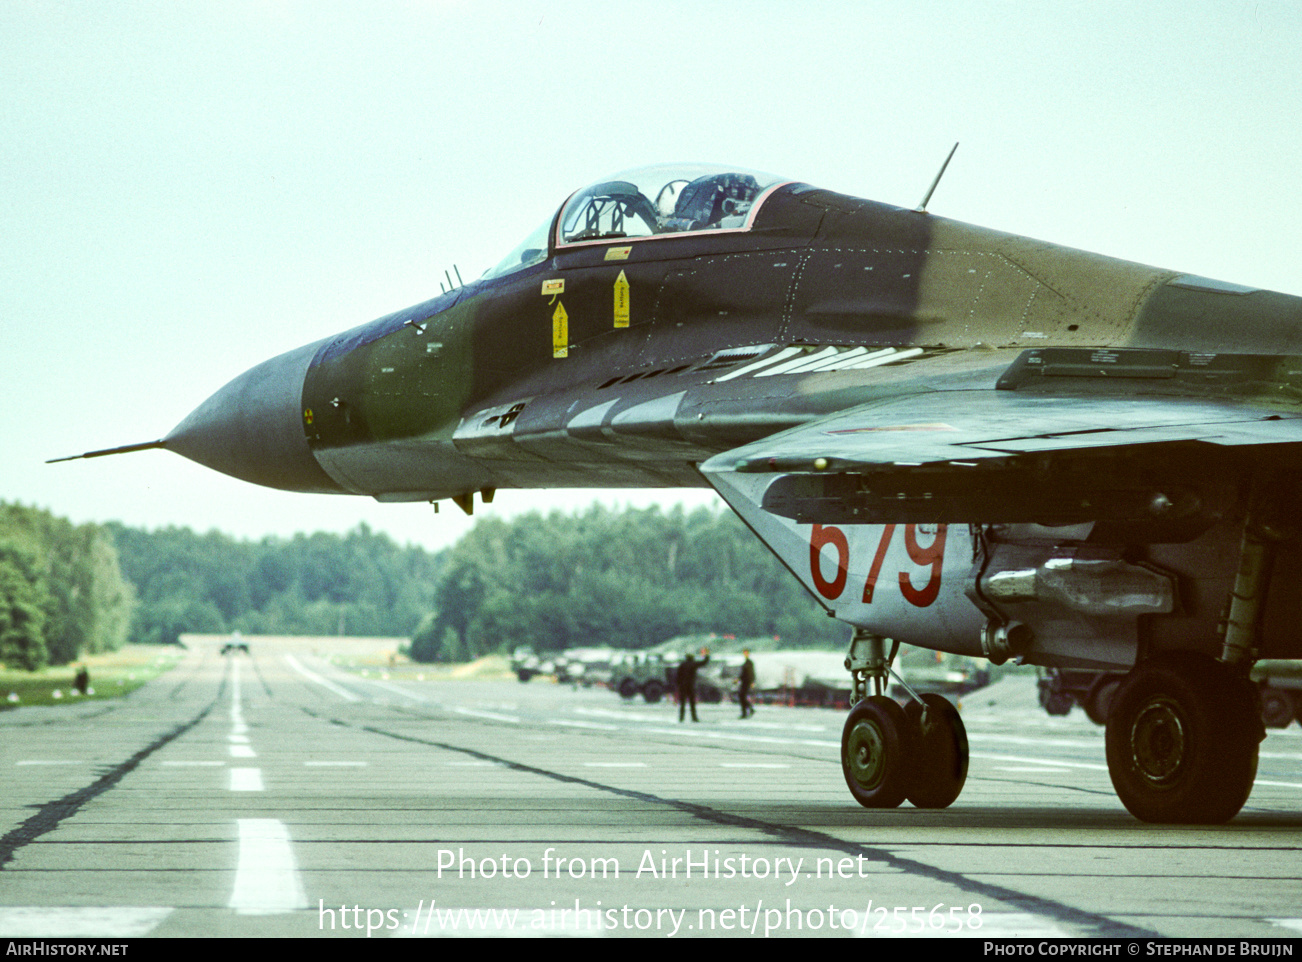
738 649 755 719
677 647 710 722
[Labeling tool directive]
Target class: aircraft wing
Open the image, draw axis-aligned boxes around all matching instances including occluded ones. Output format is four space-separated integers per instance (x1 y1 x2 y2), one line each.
704 391 1302 473
698 376 1302 659
700 379 1302 527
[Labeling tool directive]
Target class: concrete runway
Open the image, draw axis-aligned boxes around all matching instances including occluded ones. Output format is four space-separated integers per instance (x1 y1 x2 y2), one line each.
1 639 1300 939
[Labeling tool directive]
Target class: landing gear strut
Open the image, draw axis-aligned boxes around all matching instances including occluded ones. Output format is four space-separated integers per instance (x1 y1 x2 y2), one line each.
841 630 969 810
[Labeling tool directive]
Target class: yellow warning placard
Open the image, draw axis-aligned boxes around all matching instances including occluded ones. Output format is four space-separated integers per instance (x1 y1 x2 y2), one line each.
605 246 632 261
552 302 568 358
541 278 565 298
613 270 630 328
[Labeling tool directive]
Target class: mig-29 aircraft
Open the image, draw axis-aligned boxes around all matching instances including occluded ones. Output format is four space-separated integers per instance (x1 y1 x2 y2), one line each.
58 161 1302 824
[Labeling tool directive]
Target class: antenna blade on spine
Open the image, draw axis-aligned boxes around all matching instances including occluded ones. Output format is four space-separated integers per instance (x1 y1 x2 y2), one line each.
916 141 959 213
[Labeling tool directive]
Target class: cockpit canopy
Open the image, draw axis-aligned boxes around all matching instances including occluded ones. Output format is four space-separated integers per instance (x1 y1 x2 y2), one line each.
484 163 787 279
558 163 786 244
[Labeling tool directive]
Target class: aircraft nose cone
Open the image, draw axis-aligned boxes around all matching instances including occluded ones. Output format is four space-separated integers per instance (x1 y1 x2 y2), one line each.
165 340 344 493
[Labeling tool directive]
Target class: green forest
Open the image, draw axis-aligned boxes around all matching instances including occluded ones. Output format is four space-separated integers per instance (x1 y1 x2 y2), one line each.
0 504 134 670
0 501 845 670
410 505 845 661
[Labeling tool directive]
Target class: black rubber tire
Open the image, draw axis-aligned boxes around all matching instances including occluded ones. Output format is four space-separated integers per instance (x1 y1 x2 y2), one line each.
642 680 664 704
1105 654 1261 824
841 696 911 809
617 678 637 700
1084 676 1122 726
903 694 969 809
1042 689 1073 716
1261 688 1294 729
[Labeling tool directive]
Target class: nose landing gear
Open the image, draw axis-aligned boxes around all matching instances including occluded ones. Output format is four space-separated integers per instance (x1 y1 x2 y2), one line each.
841 630 970 810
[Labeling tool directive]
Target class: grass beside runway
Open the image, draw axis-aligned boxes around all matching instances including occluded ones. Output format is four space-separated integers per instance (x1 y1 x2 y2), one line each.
0 643 183 709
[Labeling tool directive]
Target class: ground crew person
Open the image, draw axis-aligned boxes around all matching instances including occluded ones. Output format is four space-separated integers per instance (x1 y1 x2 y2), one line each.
738 649 755 718
677 647 710 722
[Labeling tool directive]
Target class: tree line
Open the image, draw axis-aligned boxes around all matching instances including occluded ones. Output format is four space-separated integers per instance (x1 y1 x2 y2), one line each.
0 503 134 670
107 521 442 647
2 501 846 670
410 504 845 662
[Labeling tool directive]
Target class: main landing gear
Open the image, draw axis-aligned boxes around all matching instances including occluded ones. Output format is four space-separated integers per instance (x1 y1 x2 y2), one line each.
1106 499 1276 824
1105 653 1263 824
840 639 1264 823
841 631 969 809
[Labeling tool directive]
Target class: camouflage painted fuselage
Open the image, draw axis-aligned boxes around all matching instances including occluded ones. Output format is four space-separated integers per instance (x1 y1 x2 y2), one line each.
165 170 1302 669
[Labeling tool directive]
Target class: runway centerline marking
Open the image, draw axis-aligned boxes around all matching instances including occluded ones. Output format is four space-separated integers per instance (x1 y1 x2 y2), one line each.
229 768 264 791
229 819 307 915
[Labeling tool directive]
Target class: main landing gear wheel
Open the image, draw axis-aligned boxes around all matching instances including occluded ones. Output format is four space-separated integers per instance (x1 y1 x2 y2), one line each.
903 694 969 809
841 696 911 808
1105 654 1263 824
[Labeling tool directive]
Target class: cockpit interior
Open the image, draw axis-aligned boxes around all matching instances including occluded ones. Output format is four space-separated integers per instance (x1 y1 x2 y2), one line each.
484 163 786 279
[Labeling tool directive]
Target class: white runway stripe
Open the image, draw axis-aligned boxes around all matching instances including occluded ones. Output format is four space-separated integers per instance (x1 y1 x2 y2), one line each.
283 653 360 701
229 819 307 915
0 906 173 937
229 767 264 791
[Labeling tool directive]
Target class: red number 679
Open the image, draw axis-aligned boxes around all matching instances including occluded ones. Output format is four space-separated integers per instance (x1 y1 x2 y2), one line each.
809 523 947 608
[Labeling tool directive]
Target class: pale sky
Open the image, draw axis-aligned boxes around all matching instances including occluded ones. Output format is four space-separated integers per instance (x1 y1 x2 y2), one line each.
5 1 1300 551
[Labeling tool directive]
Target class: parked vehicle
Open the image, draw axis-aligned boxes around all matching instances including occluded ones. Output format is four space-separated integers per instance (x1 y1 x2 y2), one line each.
1038 664 1300 728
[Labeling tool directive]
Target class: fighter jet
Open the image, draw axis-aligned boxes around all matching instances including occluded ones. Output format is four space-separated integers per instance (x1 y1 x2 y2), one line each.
58 161 1302 823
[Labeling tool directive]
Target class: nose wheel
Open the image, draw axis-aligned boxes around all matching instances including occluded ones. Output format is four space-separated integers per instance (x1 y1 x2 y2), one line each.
841 692 969 810
903 694 968 808
842 696 911 808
